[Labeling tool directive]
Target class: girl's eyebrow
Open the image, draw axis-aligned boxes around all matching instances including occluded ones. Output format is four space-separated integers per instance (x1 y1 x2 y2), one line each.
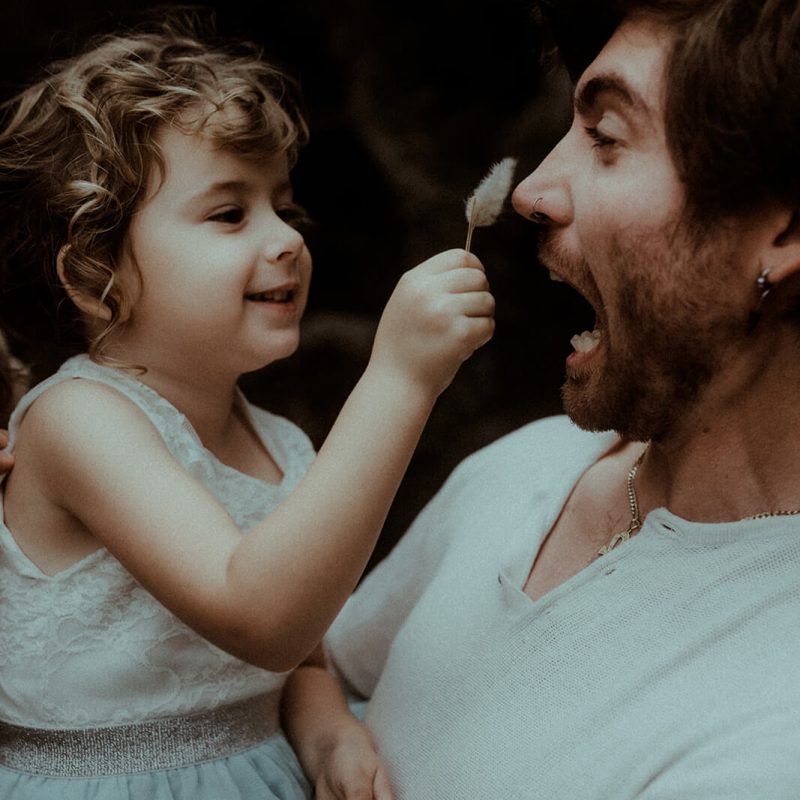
191 178 293 203
192 180 252 202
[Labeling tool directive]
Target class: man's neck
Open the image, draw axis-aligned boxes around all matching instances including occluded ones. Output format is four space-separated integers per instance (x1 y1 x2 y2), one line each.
635 326 800 523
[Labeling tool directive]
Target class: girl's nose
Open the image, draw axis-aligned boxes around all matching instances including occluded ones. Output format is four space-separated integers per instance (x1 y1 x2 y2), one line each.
261 214 305 265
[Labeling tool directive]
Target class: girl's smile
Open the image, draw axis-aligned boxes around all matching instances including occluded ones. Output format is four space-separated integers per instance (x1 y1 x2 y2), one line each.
112 122 312 384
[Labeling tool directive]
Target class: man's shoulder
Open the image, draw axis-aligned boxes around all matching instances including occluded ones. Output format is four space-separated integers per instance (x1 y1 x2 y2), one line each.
454 414 616 483
422 415 619 517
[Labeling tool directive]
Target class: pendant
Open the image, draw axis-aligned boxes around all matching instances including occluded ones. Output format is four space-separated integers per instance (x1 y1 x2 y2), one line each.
596 519 641 558
597 529 630 557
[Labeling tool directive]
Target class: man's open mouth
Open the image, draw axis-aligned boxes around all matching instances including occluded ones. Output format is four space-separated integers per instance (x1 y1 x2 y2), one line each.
549 269 603 356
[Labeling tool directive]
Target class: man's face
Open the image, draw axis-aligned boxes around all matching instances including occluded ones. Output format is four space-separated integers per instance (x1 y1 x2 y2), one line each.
512 16 751 441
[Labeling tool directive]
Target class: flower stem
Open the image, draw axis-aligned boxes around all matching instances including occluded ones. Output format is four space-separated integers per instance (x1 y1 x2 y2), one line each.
464 197 477 253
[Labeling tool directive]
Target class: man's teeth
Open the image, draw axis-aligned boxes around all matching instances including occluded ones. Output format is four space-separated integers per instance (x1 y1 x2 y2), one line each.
549 270 564 282
570 329 601 353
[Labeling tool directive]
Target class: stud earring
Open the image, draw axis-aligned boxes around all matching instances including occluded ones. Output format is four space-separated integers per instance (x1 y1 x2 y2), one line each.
746 267 773 334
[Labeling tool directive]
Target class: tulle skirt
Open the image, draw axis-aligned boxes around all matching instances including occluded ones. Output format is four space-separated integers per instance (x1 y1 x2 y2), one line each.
0 733 311 800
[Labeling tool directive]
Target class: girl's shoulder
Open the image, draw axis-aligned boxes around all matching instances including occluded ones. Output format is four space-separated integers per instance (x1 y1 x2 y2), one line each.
12 373 173 488
8 355 170 451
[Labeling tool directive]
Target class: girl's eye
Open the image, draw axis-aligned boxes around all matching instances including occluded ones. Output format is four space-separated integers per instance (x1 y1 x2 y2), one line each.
277 202 313 231
208 207 245 225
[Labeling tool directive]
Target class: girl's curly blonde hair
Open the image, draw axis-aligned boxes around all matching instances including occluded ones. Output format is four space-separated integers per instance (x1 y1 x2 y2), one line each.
0 9 308 420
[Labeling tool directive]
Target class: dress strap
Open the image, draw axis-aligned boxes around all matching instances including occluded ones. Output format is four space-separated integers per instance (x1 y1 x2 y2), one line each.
0 692 280 776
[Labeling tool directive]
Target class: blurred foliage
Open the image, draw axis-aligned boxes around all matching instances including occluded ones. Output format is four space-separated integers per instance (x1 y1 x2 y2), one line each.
1 0 591 566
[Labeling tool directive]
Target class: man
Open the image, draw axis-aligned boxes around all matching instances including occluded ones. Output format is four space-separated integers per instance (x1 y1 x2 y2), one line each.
284 1 800 796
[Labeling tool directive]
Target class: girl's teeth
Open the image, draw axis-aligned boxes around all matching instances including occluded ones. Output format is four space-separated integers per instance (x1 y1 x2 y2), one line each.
249 291 290 302
570 329 601 353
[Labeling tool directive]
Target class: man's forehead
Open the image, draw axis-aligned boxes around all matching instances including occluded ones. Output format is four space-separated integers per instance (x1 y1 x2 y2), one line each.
575 18 670 118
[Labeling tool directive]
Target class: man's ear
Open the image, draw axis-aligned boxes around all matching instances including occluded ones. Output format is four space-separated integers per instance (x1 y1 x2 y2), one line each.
762 209 800 284
56 245 113 322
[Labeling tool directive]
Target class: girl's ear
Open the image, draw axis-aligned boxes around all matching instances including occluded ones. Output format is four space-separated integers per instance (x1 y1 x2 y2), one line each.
56 245 113 322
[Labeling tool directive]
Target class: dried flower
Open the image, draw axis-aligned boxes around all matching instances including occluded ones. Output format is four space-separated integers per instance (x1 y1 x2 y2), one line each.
464 157 517 252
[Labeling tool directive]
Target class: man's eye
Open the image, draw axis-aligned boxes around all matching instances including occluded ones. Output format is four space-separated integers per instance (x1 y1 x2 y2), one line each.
584 126 617 150
209 207 245 224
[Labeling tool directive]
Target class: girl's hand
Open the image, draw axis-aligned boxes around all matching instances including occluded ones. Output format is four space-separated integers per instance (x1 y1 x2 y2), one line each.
371 248 494 399
0 429 14 474
314 726 394 800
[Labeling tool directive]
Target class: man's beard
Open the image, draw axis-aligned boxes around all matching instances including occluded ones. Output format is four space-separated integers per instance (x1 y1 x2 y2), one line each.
547 224 745 442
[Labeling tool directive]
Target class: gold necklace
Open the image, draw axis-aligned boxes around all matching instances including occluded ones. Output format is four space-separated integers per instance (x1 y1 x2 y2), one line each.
596 448 647 558
595 446 800 559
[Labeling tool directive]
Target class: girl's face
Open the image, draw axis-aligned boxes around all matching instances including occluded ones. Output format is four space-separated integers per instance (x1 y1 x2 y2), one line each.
113 122 312 381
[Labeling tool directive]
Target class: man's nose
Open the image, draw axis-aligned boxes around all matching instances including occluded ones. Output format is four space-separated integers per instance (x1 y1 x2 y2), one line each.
511 134 574 228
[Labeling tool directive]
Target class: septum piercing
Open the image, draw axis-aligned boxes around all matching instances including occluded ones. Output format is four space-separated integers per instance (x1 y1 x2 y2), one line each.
530 196 547 223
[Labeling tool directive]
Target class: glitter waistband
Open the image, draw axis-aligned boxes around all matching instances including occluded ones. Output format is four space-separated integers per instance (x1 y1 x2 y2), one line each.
0 692 280 777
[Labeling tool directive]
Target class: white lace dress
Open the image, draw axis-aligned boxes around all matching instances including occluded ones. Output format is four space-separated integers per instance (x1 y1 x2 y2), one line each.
0 354 316 799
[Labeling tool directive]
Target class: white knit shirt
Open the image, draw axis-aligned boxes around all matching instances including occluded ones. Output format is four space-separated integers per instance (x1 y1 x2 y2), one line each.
326 415 800 799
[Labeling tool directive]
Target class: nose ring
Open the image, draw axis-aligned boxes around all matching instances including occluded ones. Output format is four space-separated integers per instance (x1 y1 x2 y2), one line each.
529 196 547 223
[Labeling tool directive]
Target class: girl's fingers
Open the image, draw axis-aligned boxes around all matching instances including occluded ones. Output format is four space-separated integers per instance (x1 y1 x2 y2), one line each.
432 266 490 294
458 290 496 318
415 248 485 276
373 767 395 800
0 451 14 475
454 315 495 350
315 781 335 800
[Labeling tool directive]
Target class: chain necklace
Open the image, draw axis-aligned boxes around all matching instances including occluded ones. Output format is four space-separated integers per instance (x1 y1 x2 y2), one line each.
594 446 800 559
595 448 647 558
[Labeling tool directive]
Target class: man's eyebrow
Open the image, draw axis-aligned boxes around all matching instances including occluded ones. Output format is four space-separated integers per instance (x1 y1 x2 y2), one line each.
574 73 655 123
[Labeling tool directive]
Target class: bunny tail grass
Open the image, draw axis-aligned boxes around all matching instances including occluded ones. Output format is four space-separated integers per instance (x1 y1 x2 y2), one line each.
464 157 517 253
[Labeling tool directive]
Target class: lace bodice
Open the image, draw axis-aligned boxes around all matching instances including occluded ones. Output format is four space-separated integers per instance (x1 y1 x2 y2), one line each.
0 355 315 728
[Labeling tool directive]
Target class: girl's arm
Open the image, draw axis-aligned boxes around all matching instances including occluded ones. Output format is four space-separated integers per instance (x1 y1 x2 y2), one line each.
7 249 493 671
281 645 393 800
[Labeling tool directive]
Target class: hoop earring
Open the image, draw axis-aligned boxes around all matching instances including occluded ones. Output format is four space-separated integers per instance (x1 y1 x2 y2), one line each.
529 197 548 224
746 267 772 334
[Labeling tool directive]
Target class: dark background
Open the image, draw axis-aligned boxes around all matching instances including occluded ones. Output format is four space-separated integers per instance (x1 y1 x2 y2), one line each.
1 0 591 568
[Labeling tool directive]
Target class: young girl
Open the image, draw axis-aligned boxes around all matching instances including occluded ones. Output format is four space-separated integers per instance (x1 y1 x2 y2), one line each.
0 12 494 799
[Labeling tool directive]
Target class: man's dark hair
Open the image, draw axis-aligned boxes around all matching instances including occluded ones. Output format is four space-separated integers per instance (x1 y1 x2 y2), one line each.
538 0 800 220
